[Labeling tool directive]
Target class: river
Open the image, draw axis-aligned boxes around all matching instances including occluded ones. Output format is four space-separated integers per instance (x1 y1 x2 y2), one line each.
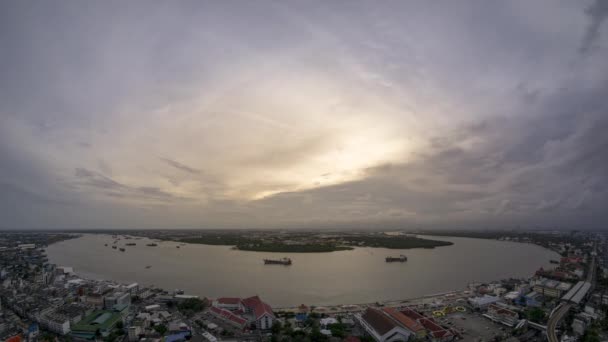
46 234 559 307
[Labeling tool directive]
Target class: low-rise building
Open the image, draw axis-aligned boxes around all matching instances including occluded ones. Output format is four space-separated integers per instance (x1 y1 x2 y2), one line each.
212 297 244 311
71 310 123 340
484 304 519 327
39 315 70 335
468 295 500 309
532 279 571 298
104 291 130 309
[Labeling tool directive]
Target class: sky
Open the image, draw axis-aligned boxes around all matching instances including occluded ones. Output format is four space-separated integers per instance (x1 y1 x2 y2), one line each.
1 0 607 230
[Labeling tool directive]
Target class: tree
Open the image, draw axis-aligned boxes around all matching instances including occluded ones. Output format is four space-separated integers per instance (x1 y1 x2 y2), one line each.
177 298 208 317
526 307 546 323
328 323 346 338
310 326 329 342
154 324 167 336
271 321 282 334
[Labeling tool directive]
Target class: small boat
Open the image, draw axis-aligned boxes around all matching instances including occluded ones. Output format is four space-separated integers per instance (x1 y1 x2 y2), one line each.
145 265 152 269
126 243 136 246
386 255 407 262
104 244 108 247
146 243 158 247
119 248 125 252
176 246 180 248
264 257 292 265
550 259 559 264
112 246 117 249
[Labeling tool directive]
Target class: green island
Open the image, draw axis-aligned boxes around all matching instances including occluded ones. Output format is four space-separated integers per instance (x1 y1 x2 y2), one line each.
177 233 452 252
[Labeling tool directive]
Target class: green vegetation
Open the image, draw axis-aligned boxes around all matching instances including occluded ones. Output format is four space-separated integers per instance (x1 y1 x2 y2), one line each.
177 297 208 317
154 324 167 336
239 243 353 253
181 235 352 252
179 233 452 252
525 307 546 323
581 323 601 342
328 323 347 338
342 235 453 249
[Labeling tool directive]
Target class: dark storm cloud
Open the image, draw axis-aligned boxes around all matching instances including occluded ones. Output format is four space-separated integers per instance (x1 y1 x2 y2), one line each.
580 0 608 54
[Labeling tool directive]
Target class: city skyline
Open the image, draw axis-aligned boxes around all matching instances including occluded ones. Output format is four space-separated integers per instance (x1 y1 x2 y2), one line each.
1 1 608 229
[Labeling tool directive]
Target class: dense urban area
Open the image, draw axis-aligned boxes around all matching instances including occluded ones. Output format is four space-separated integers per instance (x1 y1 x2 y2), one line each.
0 230 607 342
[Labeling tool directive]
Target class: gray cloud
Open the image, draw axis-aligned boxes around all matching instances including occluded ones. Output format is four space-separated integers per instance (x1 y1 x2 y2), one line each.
159 157 201 174
580 0 608 54
74 168 181 202
0 1 606 229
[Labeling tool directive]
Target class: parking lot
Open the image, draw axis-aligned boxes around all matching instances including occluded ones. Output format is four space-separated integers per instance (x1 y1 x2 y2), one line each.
443 311 507 342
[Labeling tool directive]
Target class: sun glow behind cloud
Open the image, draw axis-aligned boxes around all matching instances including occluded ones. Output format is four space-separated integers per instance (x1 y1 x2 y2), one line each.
2 0 607 229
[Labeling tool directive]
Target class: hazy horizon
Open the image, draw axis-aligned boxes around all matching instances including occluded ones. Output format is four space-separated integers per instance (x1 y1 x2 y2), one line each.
1 1 608 230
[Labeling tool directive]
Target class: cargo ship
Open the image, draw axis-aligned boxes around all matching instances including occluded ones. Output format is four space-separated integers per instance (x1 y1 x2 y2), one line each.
386 255 407 262
264 258 292 265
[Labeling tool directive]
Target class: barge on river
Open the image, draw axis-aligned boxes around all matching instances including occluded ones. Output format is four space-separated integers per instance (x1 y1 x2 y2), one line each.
264 258 292 265
386 255 407 262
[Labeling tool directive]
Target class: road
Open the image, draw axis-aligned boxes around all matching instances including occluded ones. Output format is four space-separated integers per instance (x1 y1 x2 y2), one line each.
546 246 596 342
546 303 571 342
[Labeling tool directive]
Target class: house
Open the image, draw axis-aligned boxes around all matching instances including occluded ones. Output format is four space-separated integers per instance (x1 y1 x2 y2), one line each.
357 308 413 342
241 295 275 330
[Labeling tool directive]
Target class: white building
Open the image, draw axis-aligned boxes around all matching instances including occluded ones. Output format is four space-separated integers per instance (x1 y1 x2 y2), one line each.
39 315 70 335
213 297 244 311
468 295 500 309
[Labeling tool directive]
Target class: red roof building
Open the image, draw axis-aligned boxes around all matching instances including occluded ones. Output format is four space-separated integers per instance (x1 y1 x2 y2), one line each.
241 295 275 330
209 306 248 329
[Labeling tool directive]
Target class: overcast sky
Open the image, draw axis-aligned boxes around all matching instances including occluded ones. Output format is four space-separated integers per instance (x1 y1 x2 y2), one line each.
1 0 607 230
